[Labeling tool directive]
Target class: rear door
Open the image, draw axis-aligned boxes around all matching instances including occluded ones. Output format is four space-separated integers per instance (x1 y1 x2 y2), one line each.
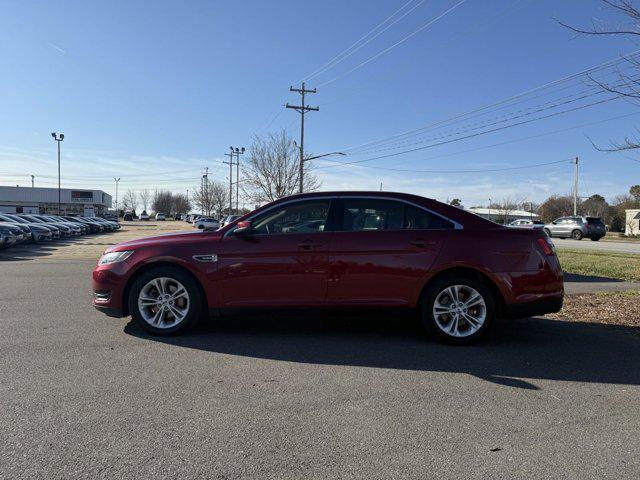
326 198 453 307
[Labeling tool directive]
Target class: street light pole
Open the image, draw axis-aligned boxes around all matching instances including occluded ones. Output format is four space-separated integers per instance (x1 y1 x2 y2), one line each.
51 132 64 214
114 177 121 215
231 146 245 215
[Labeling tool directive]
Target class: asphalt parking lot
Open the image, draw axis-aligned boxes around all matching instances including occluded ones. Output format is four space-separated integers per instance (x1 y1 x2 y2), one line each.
1 250 640 478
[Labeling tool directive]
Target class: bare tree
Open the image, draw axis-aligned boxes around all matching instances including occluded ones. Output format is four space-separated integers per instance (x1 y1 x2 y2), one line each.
192 179 228 217
242 130 320 204
538 195 575 223
140 189 151 212
121 189 138 212
152 190 173 214
172 193 191 215
560 1 640 151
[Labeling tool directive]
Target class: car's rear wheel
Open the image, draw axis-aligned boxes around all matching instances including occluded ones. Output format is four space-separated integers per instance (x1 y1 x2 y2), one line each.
420 276 495 345
128 266 203 335
571 229 583 240
590 237 600 241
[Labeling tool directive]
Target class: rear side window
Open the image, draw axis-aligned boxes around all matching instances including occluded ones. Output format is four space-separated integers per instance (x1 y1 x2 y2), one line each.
404 205 454 230
586 217 603 225
341 199 454 231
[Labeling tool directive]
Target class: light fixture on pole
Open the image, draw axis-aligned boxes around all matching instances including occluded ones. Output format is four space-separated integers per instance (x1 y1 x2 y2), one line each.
51 132 64 214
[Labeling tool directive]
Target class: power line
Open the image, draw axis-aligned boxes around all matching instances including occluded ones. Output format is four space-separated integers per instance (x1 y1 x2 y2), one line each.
338 49 640 152
349 85 614 156
322 157 572 174
300 0 427 83
317 0 468 88
314 110 640 171
318 95 619 170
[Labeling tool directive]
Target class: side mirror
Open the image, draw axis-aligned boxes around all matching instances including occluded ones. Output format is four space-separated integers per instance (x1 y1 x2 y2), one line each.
234 220 254 236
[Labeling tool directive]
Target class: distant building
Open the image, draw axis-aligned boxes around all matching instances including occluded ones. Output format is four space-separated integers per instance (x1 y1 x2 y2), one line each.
466 207 540 224
626 209 640 236
0 185 112 216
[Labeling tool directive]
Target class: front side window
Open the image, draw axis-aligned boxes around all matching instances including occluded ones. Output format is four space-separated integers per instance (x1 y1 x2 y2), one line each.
251 200 331 235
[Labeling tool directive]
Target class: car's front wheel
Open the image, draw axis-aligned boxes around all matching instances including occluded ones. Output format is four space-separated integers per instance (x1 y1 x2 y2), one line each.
128 266 203 335
420 276 495 344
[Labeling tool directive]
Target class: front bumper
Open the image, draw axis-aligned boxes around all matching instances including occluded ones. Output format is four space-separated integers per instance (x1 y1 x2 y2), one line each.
92 262 130 318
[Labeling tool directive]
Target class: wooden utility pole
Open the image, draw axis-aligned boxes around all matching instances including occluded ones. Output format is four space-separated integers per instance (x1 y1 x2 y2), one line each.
573 156 579 216
286 82 318 193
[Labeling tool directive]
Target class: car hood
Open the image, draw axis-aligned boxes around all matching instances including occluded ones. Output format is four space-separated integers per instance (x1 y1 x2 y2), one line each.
106 230 221 252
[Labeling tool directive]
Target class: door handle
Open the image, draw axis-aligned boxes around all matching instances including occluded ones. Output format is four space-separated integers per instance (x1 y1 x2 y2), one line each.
297 240 321 250
410 238 435 248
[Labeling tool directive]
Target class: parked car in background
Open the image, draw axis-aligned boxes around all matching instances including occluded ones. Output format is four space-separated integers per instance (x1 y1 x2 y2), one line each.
0 214 53 242
544 216 606 241
140 211 150 221
0 223 24 247
0 225 18 249
103 213 118 221
193 217 220 230
92 191 564 344
64 216 102 233
508 219 545 229
219 214 240 228
10 214 62 239
155 212 166 221
123 212 133 221
94 217 120 231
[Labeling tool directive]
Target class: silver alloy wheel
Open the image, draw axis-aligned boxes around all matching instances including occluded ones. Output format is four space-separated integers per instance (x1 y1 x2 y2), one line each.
433 285 487 338
137 277 190 329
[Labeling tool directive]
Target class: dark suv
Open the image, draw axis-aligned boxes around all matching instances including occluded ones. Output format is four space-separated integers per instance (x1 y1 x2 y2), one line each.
544 216 606 241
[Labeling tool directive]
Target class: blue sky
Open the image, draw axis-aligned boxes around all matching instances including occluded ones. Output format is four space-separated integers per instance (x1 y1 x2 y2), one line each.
1 0 639 207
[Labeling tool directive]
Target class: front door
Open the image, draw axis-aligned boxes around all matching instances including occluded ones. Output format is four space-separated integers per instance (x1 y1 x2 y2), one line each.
217 199 333 308
327 198 451 307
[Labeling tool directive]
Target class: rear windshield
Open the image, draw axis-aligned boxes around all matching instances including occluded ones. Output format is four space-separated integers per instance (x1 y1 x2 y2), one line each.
586 217 604 225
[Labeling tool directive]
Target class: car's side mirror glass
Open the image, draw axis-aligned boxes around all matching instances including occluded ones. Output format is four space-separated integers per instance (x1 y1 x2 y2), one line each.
234 220 254 236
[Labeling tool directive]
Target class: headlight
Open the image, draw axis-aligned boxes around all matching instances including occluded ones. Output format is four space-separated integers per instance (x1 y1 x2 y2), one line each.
98 250 133 265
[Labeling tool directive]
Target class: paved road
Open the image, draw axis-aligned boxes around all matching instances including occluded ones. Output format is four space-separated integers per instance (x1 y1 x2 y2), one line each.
551 237 640 254
1 260 639 479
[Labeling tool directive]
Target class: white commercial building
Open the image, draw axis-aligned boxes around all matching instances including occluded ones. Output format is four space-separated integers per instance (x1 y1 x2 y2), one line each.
0 186 112 216
466 207 540 224
626 209 640 236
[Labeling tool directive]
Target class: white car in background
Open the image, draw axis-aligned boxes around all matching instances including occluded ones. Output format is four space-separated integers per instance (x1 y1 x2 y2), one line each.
155 212 166 221
139 211 150 221
508 219 545 229
194 217 220 230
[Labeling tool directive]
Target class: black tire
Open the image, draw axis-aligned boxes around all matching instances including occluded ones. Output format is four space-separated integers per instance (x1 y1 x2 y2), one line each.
420 275 495 345
543 228 551 237
128 266 203 335
571 229 583 240
590 237 600 242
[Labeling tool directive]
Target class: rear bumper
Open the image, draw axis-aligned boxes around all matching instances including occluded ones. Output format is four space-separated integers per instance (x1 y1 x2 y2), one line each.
502 295 563 319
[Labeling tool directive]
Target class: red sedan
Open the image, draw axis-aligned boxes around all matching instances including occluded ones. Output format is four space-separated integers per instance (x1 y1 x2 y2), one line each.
92 192 563 344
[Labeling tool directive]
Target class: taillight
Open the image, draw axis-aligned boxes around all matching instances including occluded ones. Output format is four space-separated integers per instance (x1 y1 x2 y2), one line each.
537 237 555 256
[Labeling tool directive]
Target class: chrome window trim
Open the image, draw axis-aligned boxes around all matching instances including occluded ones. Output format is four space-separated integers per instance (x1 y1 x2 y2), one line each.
224 195 463 237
